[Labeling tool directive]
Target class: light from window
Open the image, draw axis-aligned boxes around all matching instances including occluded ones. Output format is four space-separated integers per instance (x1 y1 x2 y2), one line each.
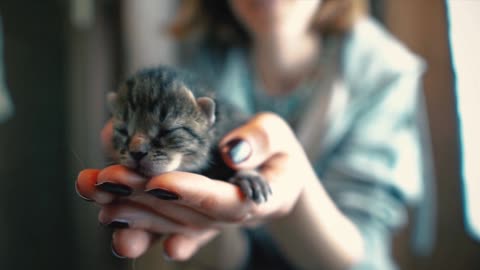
447 0 480 241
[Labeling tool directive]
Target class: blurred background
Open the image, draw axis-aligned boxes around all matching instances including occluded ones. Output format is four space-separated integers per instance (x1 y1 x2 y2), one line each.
0 0 478 269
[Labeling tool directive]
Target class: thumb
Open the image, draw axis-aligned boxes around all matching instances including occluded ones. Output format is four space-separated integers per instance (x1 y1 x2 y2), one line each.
219 112 299 170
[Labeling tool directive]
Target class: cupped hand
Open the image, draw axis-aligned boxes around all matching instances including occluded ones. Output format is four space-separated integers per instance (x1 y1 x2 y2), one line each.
75 112 316 260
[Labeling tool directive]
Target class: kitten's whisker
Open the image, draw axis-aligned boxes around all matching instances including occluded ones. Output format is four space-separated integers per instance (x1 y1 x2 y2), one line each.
69 147 86 170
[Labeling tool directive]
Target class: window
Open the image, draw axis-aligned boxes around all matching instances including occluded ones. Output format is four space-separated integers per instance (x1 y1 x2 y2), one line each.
447 0 480 241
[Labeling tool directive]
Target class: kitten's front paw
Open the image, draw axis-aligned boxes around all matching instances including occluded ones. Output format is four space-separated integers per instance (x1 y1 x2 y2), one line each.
228 170 271 204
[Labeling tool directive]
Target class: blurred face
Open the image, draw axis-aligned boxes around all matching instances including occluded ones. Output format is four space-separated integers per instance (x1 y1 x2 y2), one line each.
229 0 322 39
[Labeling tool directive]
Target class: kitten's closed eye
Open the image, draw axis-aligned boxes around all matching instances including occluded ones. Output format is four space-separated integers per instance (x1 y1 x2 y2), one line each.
164 127 194 146
115 127 129 136
162 127 184 136
159 126 200 142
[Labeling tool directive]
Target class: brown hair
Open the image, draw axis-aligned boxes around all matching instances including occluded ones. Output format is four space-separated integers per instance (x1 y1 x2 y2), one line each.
170 0 368 46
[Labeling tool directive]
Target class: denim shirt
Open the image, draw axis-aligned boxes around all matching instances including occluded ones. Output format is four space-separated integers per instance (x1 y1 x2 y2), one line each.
183 17 427 270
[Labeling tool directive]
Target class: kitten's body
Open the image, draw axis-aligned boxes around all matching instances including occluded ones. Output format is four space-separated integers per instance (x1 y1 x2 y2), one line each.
108 66 270 203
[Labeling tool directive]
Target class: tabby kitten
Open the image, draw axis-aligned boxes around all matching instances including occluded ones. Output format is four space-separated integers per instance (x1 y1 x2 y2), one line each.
107 66 270 203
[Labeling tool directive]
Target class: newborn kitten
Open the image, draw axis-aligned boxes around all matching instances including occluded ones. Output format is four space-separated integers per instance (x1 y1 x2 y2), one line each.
107 66 270 203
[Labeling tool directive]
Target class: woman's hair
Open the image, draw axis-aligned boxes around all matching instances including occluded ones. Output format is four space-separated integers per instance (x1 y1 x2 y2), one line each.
170 0 368 46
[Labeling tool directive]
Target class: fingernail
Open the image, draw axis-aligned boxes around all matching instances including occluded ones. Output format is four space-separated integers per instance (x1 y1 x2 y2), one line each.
223 139 251 164
146 188 180 200
111 243 127 259
96 182 132 196
107 220 130 229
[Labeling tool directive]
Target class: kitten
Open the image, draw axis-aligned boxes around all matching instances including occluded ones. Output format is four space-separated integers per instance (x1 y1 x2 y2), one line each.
107 66 270 203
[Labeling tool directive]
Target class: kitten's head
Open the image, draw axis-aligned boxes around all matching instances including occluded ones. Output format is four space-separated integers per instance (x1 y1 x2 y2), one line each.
107 68 217 176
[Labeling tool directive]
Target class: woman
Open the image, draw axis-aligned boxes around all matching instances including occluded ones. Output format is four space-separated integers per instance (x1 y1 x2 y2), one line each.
76 0 426 269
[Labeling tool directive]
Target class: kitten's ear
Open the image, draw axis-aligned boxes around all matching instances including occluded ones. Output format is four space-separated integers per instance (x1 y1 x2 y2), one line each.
107 92 119 114
196 97 216 126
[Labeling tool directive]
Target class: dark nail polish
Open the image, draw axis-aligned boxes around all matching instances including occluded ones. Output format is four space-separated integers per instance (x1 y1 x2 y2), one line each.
96 182 132 196
111 244 126 259
147 188 180 200
107 220 130 229
224 139 251 164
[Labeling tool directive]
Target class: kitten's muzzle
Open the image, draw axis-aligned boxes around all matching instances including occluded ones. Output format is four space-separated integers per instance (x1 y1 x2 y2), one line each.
129 133 149 161
130 151 147 161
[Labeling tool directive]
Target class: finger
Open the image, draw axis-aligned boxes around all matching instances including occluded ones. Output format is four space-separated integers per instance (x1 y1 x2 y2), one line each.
146 171 254 222
96 165 147 194
219 112 299 170
76 169 114 204
163 230 219 261
126 194 218 229
99 197 217 234
111 229 156 259
99 203 201 236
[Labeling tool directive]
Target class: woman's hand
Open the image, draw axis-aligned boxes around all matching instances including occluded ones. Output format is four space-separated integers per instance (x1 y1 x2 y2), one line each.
75 112 317 260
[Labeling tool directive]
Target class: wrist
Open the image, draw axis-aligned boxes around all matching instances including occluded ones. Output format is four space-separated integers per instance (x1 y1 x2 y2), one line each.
267 170 365 269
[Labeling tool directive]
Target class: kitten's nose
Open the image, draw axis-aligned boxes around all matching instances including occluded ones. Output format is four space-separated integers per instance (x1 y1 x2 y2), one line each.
130 151 147 161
